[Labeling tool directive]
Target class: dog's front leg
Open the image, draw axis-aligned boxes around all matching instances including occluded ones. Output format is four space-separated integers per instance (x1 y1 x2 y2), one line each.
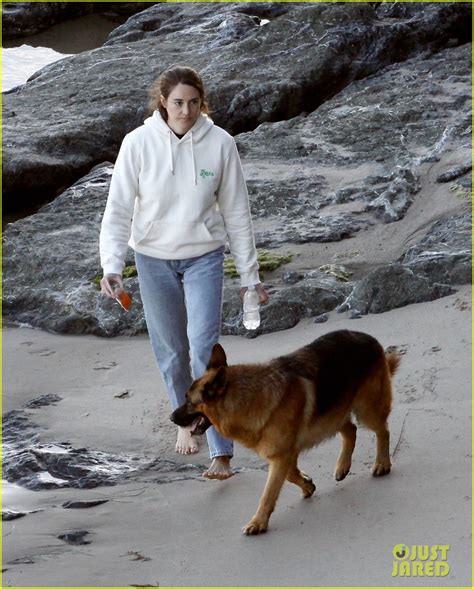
242 456 292 535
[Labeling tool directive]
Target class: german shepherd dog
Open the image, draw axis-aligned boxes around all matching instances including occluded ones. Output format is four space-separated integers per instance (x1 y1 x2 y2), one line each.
171 329 400 535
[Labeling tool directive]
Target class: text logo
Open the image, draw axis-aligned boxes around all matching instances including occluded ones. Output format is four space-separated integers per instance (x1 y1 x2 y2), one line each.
200 169 215 178
391 544 450 577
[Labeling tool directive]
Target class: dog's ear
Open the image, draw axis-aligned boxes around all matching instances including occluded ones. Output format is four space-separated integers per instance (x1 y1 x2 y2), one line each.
207 343 227 369
203 366 227 401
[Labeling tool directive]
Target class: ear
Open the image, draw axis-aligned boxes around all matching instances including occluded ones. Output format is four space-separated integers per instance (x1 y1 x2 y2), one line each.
203 366 227 401
207 344 227 369
160 94 166 107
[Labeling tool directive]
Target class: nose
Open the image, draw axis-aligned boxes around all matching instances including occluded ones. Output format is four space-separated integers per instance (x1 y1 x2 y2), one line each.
182 103 190 116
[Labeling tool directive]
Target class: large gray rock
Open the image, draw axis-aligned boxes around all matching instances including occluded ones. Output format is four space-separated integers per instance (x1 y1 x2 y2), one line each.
3 39 472 335
2 2 151 39
240 42 471 247
2 165 146 337
222 274 351 338
337 265 456 315
4 2 471 212
399 211 472 285
103 2 293 47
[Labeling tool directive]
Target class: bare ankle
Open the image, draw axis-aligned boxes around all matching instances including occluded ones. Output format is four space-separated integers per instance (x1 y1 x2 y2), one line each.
203 455 234 480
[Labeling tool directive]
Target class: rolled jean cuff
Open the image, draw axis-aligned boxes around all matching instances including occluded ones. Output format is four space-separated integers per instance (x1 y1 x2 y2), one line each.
209 452 234 459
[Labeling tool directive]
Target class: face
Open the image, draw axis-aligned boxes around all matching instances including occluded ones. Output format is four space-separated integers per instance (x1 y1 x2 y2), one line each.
161 82 202 135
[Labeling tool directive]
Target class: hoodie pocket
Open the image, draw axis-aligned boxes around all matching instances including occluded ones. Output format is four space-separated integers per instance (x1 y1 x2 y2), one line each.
137 220 218 250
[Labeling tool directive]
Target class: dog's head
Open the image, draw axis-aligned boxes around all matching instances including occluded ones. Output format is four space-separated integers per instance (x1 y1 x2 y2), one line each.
170 343 228 435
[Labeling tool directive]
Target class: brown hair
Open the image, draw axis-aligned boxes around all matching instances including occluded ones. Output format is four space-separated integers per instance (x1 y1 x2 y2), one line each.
148 65 210 120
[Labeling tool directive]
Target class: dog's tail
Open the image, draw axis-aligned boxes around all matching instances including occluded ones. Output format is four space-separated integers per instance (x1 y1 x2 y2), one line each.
385 350 401 375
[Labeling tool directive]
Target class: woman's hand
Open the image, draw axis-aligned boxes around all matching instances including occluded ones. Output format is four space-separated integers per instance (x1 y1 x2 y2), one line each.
240 283 270 304
100 273 123 299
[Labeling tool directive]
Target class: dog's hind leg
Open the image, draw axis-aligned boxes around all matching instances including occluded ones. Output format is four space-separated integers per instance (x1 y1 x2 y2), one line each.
242 455 293 535
286 457 316 498
334 420 357 481
369 419 391 476
356 374 392 476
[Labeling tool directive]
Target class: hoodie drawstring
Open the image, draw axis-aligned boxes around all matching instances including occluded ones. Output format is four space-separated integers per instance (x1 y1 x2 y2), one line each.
190 131 197 185
168 131 174 175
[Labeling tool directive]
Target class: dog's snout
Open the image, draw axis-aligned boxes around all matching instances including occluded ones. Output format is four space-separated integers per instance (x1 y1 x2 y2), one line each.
170 401 201 427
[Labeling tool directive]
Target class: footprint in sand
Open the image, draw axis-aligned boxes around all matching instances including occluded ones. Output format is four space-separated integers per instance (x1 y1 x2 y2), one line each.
93 361 118 371
28 349 56 357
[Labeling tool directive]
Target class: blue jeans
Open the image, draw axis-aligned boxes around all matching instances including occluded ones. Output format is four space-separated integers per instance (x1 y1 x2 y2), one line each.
135 247 233 459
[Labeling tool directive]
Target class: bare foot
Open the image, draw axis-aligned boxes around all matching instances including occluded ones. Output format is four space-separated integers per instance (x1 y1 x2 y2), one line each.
203 456 234 480
175 424 200 455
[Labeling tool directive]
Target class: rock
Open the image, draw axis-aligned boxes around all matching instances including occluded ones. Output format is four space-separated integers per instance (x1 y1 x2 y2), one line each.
282 271 305 285
238 42 471 252
24 394 63 409
2 2 151 39
399 211 472 285
3 2 94 38
3 2 471 212
3 164 147 337
313 313 329 324
2 42 471 336
337 265 456 315
349 310 363 320
62 500 109 509
58 531 91 546
2 407 143 490
222 275 350 337
104 2 290 47
2 511 27 521
436 163 472 183
2 405 206 491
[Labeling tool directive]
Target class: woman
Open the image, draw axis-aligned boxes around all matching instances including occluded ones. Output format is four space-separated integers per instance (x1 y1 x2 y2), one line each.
100 65 268 480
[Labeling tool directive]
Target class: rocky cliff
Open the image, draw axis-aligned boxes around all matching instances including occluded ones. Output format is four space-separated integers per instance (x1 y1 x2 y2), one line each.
3 2 472 337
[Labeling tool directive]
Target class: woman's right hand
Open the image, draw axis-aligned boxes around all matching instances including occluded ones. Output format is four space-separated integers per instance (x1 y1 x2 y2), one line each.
100 273 123 299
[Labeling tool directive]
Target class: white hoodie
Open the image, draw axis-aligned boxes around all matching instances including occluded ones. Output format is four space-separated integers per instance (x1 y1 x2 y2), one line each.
100 111 260 286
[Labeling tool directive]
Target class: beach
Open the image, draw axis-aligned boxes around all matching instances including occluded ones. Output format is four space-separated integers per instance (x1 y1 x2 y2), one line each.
2 3 472 586
3 284 471 587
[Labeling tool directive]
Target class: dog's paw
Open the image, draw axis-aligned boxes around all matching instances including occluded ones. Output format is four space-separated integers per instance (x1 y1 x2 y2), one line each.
334 463 351 481
372 461 391 477
302 476 316 498
242 519 268 535
334 464 351 481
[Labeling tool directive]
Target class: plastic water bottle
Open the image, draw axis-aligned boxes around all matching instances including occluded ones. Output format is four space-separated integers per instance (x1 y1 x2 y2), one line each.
243 285 260 330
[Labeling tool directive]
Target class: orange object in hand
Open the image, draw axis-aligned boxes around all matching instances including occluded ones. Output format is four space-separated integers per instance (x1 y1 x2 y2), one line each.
115 289 133 311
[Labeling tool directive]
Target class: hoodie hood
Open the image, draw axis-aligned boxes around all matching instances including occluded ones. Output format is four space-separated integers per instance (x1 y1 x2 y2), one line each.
144 111 215 184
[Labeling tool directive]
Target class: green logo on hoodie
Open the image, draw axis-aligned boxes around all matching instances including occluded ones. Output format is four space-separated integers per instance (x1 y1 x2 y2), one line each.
200 168 215 178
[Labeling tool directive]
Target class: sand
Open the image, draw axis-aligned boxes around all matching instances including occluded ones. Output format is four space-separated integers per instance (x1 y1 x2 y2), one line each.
2 283 471 587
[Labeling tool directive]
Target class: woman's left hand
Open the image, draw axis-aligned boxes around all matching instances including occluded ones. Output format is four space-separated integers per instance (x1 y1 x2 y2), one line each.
240 283 270 304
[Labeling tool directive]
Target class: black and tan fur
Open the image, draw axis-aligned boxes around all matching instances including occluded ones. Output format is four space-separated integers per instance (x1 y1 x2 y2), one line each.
171 329 400 535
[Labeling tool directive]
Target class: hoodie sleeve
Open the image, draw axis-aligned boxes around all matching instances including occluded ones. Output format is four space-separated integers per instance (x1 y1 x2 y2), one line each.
100 134 140 275
217 140 260 287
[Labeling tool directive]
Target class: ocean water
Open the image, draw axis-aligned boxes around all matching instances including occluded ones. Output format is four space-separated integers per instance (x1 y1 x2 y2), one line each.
2 12 117 91
3 45 72 91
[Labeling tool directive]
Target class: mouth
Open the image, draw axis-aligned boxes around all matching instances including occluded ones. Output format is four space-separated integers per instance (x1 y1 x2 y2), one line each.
190 415 212 436
170 405 212 435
